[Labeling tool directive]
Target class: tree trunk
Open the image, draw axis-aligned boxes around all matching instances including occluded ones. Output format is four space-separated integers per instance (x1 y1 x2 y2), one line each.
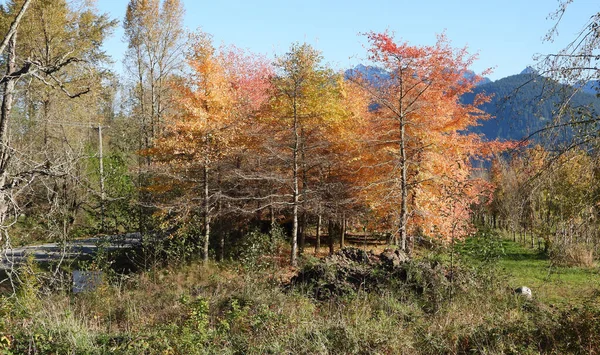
299 126 307 255
340 214 346 249
328 219 335 256
203 164 210 263
315 214 321 255
0 0 31 57
217 172 224 261
299 212 306 254
219 232 226 262
399 112 409 253
0 33 17 224
136 44 149 234
290 99 299 266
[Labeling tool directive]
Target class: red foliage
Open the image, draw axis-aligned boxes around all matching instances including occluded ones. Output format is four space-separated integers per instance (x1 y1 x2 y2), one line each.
352 31 515 242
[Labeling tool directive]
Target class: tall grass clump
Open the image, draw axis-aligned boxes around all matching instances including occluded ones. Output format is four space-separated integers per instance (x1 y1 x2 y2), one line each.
549 241 595 267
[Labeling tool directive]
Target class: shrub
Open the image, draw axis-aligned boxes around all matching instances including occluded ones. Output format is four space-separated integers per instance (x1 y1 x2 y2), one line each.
456 228 505 264
549 242 595 267
230 227 286 271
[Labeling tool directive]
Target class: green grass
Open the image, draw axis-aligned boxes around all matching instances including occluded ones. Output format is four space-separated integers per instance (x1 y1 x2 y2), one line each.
455 229 600 306
494 233 600 306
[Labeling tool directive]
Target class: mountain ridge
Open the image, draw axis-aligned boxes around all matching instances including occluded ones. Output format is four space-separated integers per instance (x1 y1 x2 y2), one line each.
346 65 600 143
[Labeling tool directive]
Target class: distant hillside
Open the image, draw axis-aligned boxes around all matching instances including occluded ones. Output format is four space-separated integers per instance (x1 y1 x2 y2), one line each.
580 80 600 96
463 70 492 86
345 64 389 83
345 65 491 86
462 72 600 142
345 65 600 143
520 66 538 75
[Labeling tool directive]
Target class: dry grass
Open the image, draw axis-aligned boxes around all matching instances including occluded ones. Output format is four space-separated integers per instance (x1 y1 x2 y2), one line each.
2 235 600 354
550 243 595 267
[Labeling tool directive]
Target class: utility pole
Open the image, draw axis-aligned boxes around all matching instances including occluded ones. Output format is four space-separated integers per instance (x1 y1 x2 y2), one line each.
98 125 105 233
28 119 109 233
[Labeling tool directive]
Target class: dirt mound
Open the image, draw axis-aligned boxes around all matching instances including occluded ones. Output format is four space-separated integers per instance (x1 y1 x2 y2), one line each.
289 247 449 301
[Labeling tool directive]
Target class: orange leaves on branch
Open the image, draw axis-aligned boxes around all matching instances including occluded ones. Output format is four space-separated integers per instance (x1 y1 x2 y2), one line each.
141 28 521 251
148 30 273 183
354 31 513 243
219 46 273 115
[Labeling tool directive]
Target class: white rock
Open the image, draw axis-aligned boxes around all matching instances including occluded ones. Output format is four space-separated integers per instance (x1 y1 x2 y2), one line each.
515 286 532 300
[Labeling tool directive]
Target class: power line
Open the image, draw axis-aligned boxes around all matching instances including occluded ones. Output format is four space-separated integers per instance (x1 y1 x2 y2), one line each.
23 119 108 128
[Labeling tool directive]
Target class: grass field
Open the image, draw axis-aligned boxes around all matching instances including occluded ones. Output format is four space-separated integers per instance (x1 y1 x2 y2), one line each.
496 235 600 306
456 229 600 306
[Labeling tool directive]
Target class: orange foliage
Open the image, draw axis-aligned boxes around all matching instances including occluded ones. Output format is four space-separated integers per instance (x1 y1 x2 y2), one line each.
147 31 272 196
351 31 514 243
142 29 519 253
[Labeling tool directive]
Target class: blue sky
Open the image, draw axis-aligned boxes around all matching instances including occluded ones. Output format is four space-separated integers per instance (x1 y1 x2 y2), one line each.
92 0 598 81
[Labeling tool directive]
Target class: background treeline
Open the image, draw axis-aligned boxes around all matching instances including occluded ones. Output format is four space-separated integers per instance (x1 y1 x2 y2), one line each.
0 0 598 269
485 145 600 266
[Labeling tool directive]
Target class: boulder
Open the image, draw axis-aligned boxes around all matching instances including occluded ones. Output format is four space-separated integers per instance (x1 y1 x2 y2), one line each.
288 247 467 312
379 248 409 270
515 286 533 300
329 247 376 265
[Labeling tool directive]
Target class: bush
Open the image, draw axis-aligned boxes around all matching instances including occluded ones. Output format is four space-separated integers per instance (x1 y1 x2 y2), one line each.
456 228 505 264
549 242 595 267
230 226 286 271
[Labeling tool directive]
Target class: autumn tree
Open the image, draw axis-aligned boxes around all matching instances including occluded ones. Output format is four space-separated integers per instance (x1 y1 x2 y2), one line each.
124 0 185 155
352 32 505 252
148 32 271 263
254 43 348 265
493 145 599 257
123 0 185 235
499 1 600 262
315 77 371 253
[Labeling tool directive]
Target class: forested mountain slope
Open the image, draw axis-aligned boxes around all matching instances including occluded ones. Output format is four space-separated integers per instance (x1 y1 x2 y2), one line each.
462 72 600 142
348 65 600 142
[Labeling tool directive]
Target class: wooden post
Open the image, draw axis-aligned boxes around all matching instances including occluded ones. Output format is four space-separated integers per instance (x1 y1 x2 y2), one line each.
340 214 346 249
315 214 321 255
328 219 334 255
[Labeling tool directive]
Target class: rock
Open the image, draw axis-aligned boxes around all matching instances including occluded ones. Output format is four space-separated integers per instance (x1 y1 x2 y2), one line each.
72 270 103 294
288 247 462 310
379 248 409 269
515 286 532 299
330 248 376 265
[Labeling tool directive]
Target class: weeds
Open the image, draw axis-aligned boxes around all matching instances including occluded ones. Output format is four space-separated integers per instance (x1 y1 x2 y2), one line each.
1 232 600 354
550 242 595 268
